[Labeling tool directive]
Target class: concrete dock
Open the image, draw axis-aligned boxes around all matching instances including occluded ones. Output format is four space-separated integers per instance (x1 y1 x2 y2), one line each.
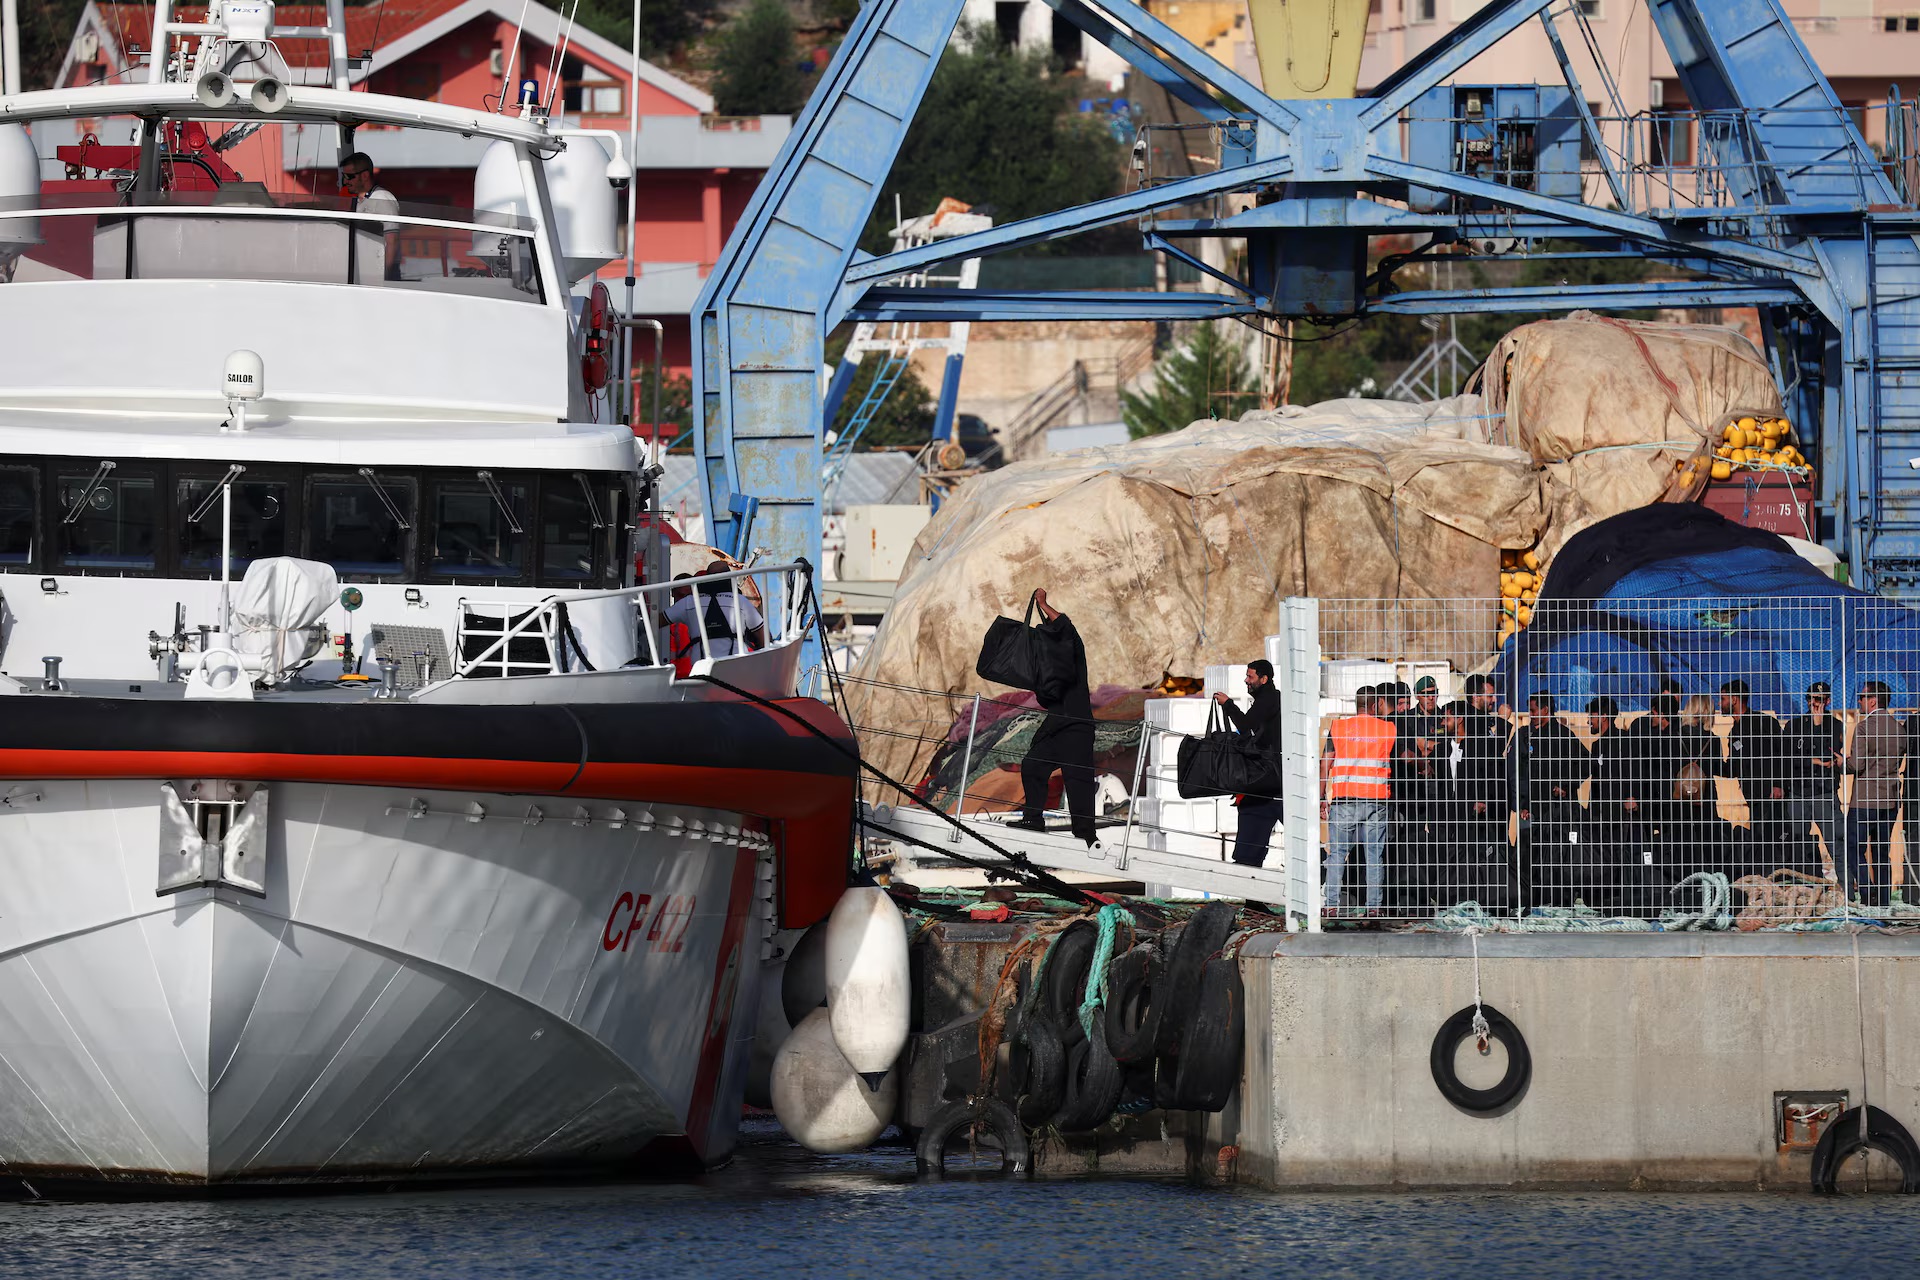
903 919 1920 1190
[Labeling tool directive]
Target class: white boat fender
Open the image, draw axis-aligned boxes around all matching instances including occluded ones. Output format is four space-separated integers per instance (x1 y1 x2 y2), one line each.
769 1007 897 1154
781 919 830 1027
823 884 911 1092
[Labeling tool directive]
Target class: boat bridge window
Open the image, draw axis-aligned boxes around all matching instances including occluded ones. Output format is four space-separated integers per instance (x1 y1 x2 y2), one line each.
55 462 159 571
0 467 35 566
177 471 290 573
2 457 630 587
307 472 416 579
430 474 530 578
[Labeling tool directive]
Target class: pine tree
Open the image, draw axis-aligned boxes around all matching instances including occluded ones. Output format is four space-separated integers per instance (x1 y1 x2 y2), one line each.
1122 324 1259 438
712 0 810 117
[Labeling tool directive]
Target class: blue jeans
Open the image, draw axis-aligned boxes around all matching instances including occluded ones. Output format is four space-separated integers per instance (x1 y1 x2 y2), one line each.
1845 807 1896 906
1327 799 1387 910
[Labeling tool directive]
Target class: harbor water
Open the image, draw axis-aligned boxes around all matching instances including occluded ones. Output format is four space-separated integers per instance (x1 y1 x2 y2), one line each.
4 1120 1917 1278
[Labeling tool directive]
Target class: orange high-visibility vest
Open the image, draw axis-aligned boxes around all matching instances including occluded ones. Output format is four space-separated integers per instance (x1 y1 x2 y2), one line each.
1327 715 1396 800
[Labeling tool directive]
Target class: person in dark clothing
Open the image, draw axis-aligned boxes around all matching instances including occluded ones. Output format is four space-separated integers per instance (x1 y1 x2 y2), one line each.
1216 659 1282 867
1781 681 1843 879
1714 679 1788 864
1436 695 1511 909
1011 589 1100 847
1391 676 1445 903
1582 697 1654 908
1623 693 1716 865
1510 691 1584 907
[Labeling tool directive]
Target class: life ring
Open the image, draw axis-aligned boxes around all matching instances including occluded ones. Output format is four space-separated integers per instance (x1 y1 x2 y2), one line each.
1811 1105 1920 1194
1049 1016 1124 1132
1103 943 1162 1063
1156 901 1237 1057
915 1097 1030 1177
1170 955 1244 1112
1429 1002 1531 1114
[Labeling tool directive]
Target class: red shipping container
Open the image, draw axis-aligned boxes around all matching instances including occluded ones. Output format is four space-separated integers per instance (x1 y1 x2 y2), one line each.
1700 472 1816 538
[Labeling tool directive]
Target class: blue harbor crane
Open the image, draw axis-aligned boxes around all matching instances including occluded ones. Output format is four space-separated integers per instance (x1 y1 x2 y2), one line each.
692 0 1920 666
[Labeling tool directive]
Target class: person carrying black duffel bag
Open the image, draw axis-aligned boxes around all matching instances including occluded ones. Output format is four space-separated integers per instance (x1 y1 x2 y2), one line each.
1005 588 1100 848
1212 659 1283 868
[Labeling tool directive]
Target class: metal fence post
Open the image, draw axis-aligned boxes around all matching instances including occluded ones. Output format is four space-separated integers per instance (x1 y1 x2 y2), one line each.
1116 724 1148 872
949 693 982 842
1279 596 1323 932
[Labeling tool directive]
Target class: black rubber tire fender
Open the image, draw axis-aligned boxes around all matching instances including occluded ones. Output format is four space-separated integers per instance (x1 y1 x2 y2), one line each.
1811 1105 1920 1194
1041 923 1097 1046
1050 1015 1126 1132
1428 1003 1532 1114
1170 955 1245 1112
1015 1012 1068 1127
1155 901 1238 1058
1103 943 1162 1064
915 1097 1031 1178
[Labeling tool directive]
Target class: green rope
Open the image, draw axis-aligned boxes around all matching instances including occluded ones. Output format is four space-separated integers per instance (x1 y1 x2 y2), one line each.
1077 903 1134 1040
1659 872 1733 931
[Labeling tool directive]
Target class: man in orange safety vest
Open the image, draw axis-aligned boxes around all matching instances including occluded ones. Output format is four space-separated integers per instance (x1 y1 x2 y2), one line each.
1320 684 1397 917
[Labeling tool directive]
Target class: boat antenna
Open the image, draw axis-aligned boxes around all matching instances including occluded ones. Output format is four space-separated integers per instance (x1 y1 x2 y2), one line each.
190 464 247 636
543 0 581 115
2 0 22 95
495 0 532 112
623 0 641 425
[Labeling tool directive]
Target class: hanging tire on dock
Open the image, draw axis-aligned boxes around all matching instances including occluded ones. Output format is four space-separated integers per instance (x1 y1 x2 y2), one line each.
1429 1003 1531 1114
1104 943 1162 1063
1015 1012 1068 1127
1170 956 1244 1112
1050 1017 1125 1132
1810 1106 1920 1194
1155 902 1237 1058
1042 923 1097 1045
915 1098 1030 1178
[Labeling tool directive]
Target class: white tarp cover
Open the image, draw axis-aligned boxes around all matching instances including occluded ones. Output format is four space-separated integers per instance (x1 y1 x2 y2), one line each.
849 317 1781 788
231 556 339 672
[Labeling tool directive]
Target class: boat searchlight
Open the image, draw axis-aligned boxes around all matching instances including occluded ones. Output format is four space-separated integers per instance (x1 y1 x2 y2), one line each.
222 350 264 433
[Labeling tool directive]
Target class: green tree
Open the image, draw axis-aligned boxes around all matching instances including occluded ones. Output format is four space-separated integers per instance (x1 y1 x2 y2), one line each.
1122 323 1259 438
712 0 811 117
863 26 1125 253
631 367 694 443
15 0 86 91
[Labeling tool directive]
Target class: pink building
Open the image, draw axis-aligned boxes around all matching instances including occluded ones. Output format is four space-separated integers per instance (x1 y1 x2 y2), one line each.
1353 0 1918 143
45 0 793 375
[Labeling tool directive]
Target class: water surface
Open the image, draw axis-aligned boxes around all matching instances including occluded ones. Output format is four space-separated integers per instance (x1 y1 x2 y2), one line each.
3 1121 1915 1278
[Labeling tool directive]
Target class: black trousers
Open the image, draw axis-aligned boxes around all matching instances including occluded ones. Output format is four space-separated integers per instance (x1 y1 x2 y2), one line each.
1021 722 1097 842
1232 796 1283 867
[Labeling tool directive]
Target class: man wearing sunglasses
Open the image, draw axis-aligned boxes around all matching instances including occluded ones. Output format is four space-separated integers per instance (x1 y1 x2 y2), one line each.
1781 681 1842 878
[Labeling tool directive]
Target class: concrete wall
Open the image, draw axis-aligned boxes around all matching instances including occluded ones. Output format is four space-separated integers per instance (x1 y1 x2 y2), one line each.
1234 932 1920 1189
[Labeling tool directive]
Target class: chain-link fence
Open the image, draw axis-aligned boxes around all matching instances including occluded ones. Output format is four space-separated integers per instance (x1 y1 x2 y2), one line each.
1307 596 1920 926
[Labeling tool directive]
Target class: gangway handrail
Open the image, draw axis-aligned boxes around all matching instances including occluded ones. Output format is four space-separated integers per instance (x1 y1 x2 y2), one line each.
452 561 810 680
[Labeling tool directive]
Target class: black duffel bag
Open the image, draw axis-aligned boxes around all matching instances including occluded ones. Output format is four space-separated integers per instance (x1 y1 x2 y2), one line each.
975 592 1071 703
1176 702 1282 800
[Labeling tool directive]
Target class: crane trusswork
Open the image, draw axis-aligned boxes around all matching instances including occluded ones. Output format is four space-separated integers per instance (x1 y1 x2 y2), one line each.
691 0 1920 620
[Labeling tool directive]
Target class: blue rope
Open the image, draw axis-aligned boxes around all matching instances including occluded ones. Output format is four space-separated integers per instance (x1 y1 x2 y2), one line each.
1078 903 1134 1039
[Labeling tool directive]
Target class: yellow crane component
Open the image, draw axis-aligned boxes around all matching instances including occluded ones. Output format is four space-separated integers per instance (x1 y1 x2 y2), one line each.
1243 0 1371 99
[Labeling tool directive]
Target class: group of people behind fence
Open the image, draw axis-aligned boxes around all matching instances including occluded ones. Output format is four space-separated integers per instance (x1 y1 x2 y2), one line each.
1316 676 1913 917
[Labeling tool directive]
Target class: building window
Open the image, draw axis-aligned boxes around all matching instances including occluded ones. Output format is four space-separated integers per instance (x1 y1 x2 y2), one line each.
1411 0 1437 24
398 64 442 102
1886 14 1920 31
1574 0 1601 16
561 58 624 117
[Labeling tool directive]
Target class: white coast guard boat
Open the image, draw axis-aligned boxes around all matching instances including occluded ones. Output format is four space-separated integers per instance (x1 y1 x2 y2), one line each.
0 2 854 1189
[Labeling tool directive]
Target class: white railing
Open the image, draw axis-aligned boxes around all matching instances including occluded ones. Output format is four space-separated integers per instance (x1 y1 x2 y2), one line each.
452 561 810 680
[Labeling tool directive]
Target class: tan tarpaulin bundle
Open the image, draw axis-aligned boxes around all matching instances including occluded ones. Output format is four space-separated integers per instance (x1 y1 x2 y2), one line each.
848 316 1781 791
1477 312 1782 561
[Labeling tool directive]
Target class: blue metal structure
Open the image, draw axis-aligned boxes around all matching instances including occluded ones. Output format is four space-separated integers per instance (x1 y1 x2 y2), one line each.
691 0 1920 616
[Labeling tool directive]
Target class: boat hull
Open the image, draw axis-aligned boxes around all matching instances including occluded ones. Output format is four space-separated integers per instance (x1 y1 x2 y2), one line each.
0 776 778 1188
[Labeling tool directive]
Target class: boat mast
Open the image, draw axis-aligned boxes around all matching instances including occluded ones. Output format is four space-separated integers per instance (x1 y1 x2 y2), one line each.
623 0 640 423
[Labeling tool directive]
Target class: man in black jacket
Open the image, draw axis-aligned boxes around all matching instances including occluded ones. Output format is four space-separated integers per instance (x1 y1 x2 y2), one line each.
1714 679 1786 857
1781 681 1842 877
1216 658 1282 867
1510 691 1583 907
1012 588 1099 847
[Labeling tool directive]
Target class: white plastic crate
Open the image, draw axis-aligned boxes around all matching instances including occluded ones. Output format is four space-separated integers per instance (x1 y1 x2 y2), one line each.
1321 658 1395 699
1144 697 1209 734
1203 663 1249 705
